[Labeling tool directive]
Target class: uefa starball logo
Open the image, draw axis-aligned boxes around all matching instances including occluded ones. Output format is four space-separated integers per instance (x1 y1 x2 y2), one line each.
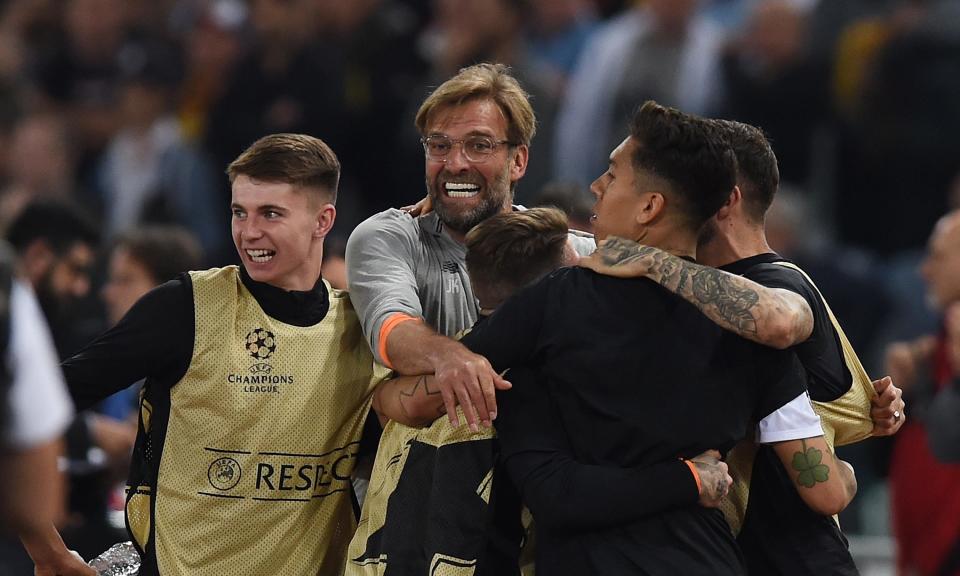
245 328 277 360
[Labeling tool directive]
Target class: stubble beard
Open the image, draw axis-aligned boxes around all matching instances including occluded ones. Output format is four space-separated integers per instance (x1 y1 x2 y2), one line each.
428 168 512 235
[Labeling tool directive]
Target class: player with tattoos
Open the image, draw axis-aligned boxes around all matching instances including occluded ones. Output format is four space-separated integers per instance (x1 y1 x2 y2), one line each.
580 119 903 575
456 102 854 575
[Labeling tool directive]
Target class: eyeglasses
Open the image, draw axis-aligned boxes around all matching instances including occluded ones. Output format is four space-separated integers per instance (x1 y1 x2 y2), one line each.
421 135 513 163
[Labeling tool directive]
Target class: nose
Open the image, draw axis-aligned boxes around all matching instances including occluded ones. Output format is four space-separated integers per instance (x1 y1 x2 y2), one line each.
589 176 603 199
443 143 471 172
239 215 264 240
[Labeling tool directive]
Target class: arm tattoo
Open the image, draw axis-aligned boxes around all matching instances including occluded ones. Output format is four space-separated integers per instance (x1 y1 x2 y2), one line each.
597 238 761 337
397 375 445 422
792 439 830 488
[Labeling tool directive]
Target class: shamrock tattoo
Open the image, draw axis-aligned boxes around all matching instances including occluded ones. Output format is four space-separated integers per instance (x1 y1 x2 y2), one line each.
792 439 830 488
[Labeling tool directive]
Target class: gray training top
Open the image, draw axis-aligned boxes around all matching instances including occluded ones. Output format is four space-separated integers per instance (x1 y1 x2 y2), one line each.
345 209 595 365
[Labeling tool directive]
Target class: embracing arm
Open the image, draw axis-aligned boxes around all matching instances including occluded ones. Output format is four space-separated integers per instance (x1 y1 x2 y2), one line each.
346 214 508 429
372 372 447 428
580 238 813 349
497 370 731 533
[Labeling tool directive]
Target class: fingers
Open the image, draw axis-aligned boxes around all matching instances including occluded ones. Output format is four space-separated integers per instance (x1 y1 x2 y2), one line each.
872 375 893 396
440 386 460 428
454 381 483 432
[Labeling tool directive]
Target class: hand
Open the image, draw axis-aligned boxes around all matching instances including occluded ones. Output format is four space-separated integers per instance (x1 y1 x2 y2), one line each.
400 196 432 217
871 375 906 436
689 449 732 508
431 340 511 431
34 550 95 576
577 237 657 279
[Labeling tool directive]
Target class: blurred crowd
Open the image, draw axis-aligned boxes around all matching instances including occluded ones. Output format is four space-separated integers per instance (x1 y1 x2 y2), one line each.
0 0 959 573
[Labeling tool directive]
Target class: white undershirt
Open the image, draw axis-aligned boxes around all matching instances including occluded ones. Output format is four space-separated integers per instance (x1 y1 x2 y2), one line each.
756 391 824 444
4 280 73 448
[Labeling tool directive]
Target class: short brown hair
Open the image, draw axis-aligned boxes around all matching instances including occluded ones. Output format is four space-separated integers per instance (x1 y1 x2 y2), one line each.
415 63 536 147
227 133 341 203
465 207 569 309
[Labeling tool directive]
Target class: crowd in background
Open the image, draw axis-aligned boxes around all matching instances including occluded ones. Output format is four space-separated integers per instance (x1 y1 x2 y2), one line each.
0 0 959 573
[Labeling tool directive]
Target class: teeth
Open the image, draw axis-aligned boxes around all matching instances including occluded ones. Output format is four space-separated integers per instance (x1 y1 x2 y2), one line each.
444 182 480 198
246 249 274 263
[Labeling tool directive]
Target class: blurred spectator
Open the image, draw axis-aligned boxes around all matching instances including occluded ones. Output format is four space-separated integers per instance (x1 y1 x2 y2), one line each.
5 199 100 353
525 0 598 81
31 0 134 180
718 0 827 186
531 180 594 232
0 240 74 575
314 0 428 223
835 0 960 254
555 0 725 187
175 0 246 142
0 112 81 232
97 39 224 259
885 210 960 576
204 0 346 217
99 226 202 420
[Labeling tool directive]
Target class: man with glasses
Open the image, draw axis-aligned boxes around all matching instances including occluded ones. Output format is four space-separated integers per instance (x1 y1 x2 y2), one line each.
347 63 593 433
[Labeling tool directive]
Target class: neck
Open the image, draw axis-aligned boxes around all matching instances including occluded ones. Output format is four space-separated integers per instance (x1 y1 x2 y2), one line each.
643 226 698 259
700 222 772 268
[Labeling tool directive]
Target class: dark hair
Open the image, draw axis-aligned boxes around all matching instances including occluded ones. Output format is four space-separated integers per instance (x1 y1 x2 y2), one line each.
465 207 569 308
710 119 780 224
227 133 341 204
112 226 203 284
6 199 100 255
629 101 737 231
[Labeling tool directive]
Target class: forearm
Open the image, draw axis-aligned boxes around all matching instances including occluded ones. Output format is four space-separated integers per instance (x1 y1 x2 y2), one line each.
593 241 813 348
384 320 461 375
1 439 65 532
506 452 698 533
372 374 446 427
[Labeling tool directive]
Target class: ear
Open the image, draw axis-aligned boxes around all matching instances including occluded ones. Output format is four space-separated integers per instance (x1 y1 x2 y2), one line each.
314 203 337 239
635 191 665 226
509 144 529 182
715 186 742 221
21 239 55 284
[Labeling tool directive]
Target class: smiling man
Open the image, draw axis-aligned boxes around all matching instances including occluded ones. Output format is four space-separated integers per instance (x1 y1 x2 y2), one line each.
22 134 386 576
346 63 587 431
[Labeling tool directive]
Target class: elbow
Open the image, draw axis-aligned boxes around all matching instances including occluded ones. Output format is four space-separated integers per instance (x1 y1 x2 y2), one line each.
763 322 799 350
803 480 855 517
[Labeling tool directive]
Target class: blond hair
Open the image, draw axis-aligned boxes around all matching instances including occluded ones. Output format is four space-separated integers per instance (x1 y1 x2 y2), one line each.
415 63 536 147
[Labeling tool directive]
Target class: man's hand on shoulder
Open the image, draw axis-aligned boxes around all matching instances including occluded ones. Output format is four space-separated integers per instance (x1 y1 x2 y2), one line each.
578 237 658 278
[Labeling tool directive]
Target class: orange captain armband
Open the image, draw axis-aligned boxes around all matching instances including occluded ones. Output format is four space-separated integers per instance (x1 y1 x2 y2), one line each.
683 459 703 495
378 313 423 369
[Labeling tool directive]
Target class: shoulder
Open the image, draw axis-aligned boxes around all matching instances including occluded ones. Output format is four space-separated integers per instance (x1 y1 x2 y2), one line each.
743 261 815 296
351 209 419 240
347 209 423 256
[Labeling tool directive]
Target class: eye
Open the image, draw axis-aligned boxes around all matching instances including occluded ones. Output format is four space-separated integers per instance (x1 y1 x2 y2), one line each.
428 138 452 154
467 137 494 154
264 210 281 219
232 208 246 219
